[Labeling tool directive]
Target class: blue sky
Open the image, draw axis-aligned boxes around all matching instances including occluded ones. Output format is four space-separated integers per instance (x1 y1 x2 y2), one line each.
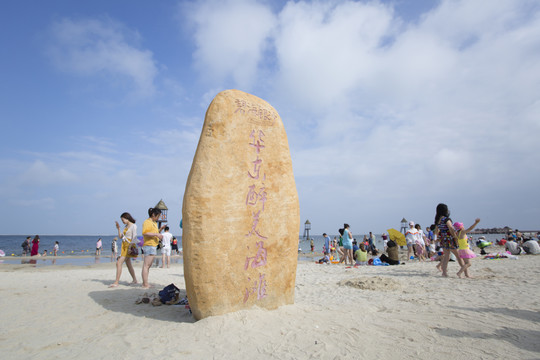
1 0 539 235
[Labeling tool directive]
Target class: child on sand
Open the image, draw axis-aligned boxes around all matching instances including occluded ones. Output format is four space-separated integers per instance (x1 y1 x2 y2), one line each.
454 218 481 278
317 254 330 264
53 241 59 256
354 243 368 266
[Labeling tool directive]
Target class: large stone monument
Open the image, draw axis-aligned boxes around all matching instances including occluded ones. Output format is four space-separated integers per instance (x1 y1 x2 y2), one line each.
182 89 300 320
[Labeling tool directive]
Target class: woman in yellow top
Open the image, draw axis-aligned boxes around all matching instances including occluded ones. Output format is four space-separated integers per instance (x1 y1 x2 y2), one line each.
141 208 165 289
109 212 138 287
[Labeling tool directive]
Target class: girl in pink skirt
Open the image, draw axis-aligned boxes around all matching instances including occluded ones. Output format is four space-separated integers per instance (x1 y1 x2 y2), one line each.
454 218 481 278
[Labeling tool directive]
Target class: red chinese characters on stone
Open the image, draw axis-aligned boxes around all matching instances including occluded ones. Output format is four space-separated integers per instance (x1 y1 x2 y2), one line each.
243 128 270 304
245 210 267 240
234 100 277 125
244 241 268 270
243 273 268 304
249 130 265 154
248 156 263 180
245 184 267 211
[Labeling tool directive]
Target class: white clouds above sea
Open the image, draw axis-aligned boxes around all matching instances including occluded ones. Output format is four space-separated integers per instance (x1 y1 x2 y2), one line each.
1 0 539 235
184 0 540 232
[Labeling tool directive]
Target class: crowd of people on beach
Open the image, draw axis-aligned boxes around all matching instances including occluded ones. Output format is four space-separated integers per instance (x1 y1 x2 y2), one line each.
17 207 181 289
316 203 540 278
20 236 60 257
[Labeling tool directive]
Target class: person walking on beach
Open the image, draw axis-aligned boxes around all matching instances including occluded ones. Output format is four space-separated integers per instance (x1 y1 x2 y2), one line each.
342 224 354 265
454 218 481 278
53 241 59 256
322 233 331 256
96 238 102 256
310 238 314 252
160 226 172 268
405 222 418 260
171 237 179 255
110 213 138 288
111 238 118 259
30 235 40 256
434 203 465 277
21 237 31 256
141 208 165 289
414 224 427 261
335 236 344 261
369 232 376 253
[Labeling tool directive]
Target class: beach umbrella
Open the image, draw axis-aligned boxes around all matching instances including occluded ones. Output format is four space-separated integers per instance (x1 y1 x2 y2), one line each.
387 228 407 246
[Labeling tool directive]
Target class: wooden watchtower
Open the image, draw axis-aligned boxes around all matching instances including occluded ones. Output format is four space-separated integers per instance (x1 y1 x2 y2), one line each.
155 199 168 228
400 218 408 234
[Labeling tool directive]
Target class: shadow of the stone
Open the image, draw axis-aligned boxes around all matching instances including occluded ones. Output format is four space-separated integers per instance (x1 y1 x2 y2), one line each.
87 281 195 323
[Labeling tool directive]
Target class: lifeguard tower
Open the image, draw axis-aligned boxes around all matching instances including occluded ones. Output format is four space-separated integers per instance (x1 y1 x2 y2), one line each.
303 220 311 239
155 199 168 228
400 218 408 234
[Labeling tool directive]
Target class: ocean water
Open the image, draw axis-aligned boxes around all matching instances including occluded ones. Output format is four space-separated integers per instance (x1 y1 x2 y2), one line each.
0 234 182 257
0 235 184 266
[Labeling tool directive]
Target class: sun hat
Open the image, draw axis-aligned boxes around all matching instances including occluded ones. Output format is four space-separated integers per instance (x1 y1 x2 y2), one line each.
409 221 415 226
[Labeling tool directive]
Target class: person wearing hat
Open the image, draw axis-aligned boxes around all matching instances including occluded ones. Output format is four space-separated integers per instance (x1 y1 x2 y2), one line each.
382 233 388 252
405 221 419 260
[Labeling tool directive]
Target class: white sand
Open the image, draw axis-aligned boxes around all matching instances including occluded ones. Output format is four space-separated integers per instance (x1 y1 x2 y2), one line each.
1 253 539 359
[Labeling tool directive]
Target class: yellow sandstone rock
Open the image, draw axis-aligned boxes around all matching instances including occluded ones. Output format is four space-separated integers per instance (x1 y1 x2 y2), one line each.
182 89 300 320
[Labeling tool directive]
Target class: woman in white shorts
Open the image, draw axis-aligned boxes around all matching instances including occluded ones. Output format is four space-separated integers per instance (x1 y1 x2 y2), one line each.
161 226 173 268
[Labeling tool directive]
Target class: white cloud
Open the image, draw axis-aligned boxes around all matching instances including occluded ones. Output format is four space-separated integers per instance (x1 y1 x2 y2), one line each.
184 0 276 90
274 1 394 109
48 17 158 97
184 0 540 232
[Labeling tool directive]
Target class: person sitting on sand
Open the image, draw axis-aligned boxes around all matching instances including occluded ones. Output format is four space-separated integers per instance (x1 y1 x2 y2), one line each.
505 239 522 255
380 239 400 265
354 243 368 266
42 250 47 256
318 254 330 264
522 239 540 254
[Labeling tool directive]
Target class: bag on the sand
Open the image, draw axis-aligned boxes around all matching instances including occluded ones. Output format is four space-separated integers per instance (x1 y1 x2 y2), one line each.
128 243 139 257
159 283 180 304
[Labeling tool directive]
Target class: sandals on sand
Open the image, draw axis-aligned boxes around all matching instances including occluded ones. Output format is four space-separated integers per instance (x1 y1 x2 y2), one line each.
136 293 162 305
135 293 150 304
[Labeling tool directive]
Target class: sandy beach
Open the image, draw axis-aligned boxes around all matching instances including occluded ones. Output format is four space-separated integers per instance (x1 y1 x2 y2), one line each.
1 252 539 359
